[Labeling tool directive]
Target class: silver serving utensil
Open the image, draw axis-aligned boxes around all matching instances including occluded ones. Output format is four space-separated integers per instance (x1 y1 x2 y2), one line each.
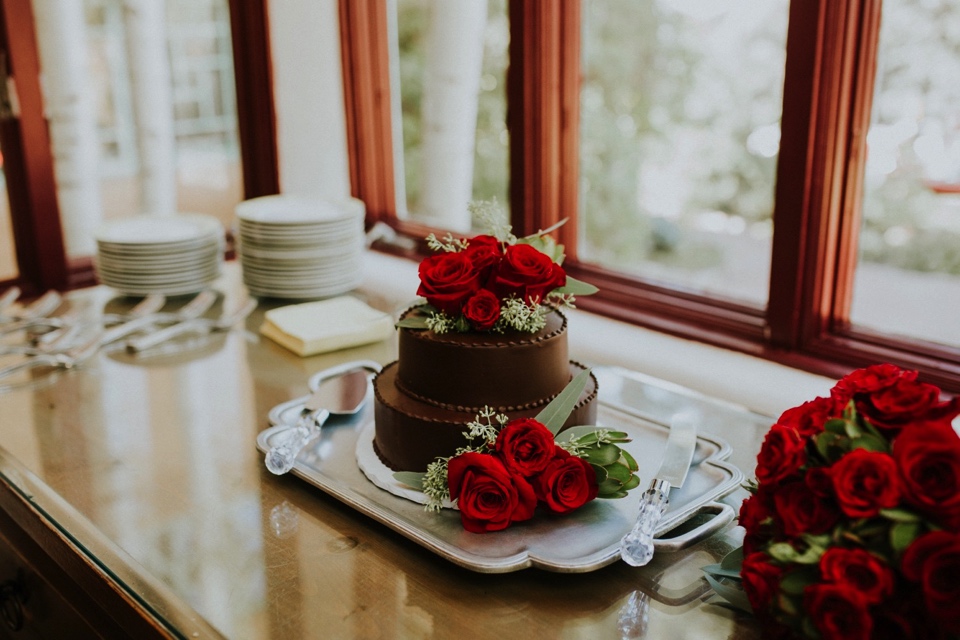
0 287 21 315
7 290 62 321
99 290 216 346
265 367 370 475
0 330 103 381
101 293 167 325
123 298 257 352
620 410 699 566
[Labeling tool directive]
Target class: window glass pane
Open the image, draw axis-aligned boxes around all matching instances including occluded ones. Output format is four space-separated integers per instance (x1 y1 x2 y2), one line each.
578 0 788 306
852 0 960 348
393 0 509 231
0 163 17 281
33 0 242 260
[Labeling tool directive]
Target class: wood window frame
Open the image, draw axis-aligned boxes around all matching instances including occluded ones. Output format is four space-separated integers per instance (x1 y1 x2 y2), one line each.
0 0 279 294
339 0 960 393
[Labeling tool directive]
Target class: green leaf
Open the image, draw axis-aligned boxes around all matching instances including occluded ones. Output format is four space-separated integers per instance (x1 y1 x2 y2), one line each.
814 433 833 460
598 490 628 499
702 563 742 580
536 368 592 434
622 475 640 491
597 478 625 495
583 443 621 466
720 547 744 572
851 433 889 453
591 463 608 484
767 543 798 562
517 233 566 264
555 425 603 443
891 522 922 552
393 471 425 490
604 462 632 483
703 574 753 614
880 508 921 523
844 420 863 439
779 569 817 595
824 419 848 435
395 316 430 330
621 448 639 472
551 275 599 297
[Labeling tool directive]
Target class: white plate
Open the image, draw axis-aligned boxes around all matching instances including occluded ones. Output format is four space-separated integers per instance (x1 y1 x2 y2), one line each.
235 195 365 225
95 214 222 245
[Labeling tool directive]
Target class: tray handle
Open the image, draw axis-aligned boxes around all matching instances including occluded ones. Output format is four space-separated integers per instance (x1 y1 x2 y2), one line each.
652 502 735 552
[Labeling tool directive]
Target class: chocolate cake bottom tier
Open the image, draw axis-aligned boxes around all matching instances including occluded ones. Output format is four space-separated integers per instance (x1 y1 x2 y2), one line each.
372 360 599 472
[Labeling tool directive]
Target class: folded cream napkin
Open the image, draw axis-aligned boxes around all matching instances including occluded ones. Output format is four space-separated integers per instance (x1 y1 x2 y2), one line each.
259 296 393 356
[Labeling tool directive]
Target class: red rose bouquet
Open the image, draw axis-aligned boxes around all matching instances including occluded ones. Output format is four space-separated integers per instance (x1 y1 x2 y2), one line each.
398 201 597 334
394 369 642 532
705 364 960 639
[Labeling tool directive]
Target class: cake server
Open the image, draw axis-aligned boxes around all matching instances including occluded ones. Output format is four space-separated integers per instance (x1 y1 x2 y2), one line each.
619 410 699 566
265 366 371 475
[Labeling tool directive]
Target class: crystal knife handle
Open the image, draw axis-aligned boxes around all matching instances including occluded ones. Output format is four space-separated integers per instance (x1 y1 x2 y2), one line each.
620 478 670 567
265 409 330 475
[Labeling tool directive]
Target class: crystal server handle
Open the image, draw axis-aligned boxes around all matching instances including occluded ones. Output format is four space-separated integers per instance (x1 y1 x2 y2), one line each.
619 479 670 567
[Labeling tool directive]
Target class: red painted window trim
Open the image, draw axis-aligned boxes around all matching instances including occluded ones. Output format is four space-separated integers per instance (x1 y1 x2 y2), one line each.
341 0 960 393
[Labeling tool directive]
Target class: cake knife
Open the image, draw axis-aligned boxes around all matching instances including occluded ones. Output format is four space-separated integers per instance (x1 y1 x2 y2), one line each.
265 366 371 475
619 410 699 566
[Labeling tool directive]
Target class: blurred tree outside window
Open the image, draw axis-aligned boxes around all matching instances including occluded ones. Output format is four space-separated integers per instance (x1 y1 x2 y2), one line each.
394 0 509 231
852 0 960 348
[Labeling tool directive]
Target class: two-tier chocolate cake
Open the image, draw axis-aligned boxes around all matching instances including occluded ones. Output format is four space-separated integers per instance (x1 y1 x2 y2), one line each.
373 308 598 472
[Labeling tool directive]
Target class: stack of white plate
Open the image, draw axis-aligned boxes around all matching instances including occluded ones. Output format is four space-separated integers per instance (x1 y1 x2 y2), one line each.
94 214 224 295
236 195 365 299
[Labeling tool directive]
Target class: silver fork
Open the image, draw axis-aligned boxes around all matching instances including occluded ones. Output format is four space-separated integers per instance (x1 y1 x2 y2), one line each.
124 298 257 352
0 330 103 381
0 287 21 315
0 290 62 323
101 293 167 326
99 290 216 346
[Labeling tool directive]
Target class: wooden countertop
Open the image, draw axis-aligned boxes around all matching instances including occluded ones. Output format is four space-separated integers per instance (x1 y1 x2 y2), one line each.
0 263 764 639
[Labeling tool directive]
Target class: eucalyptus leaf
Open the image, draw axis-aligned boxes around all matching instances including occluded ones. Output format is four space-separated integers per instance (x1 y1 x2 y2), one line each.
393 471 425 490
720 546 744 571
395 317 430 330
536 368 592 434
701 564 742 580
551 275 599 297
703 574 753 614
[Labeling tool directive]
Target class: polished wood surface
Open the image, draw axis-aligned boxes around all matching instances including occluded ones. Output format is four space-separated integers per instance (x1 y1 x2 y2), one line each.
0 265 764 639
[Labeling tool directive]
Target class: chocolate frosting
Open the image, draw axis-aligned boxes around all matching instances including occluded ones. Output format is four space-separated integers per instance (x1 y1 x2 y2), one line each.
396 308 570 410
373 360 598 472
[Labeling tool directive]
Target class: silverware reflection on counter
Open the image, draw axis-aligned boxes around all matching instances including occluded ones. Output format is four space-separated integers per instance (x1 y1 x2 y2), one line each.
0 330 103 380
124 298 256 353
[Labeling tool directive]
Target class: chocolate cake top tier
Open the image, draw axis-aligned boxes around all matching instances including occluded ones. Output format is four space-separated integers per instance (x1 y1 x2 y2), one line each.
396 308 569 412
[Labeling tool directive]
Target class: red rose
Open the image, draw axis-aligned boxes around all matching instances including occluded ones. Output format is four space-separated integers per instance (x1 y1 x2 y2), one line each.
773 482 839 537
490 243 566 304
738 494 772 535
804 583 872 640
901 531 960 633
777 396 841 437
755 423 807 486
858 376 954 431
829 449 901 518
533 448 598 514
447 452 537 533
831 364 910 403
805 466 834 498
417 251 483 314
819 548 894 604
462 235 503 278
494 418 556 477
462 289 501 331
740 552 784 613
893 422 960 530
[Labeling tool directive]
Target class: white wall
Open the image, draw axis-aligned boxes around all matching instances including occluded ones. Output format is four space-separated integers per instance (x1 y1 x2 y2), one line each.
267 0 351 201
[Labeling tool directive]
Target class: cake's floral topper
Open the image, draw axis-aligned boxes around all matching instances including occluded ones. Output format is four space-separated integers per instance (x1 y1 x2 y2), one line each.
398 200 598 335
393 369 642 533
701 364 960 640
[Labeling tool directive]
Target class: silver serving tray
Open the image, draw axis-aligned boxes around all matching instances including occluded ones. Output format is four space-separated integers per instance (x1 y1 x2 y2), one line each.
256 367 743 573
